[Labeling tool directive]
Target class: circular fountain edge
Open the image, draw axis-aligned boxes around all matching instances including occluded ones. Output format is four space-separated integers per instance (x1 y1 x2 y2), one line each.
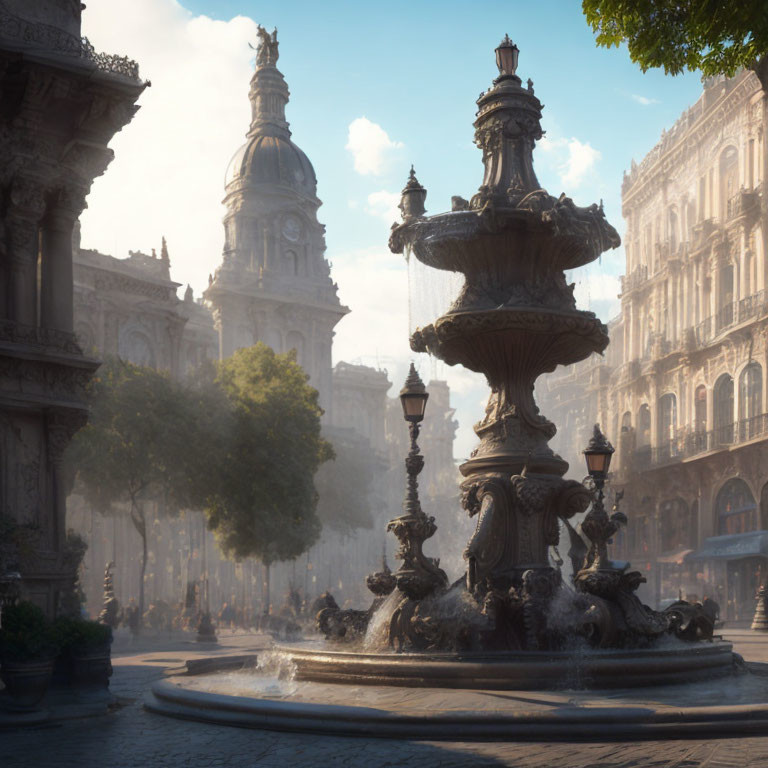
145 663 768 741
277 641 736 689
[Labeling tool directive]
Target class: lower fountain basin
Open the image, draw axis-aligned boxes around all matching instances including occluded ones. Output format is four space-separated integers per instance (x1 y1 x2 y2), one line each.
145 650 768 741
279 640 736 689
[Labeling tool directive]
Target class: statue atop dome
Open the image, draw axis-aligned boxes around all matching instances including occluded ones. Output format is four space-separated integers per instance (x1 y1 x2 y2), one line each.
254 25 278 67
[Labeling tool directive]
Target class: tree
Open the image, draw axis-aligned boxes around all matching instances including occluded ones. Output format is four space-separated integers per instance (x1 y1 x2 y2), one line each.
67 358 199 627
582 1 768 85
202 344 333 613
315 427 379 535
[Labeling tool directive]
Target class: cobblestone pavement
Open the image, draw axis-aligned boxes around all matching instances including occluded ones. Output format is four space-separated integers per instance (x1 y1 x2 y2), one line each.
3 629 768 768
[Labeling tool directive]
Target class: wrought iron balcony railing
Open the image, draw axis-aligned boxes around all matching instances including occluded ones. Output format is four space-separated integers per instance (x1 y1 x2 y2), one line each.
629 413 768 471
0 2 141 80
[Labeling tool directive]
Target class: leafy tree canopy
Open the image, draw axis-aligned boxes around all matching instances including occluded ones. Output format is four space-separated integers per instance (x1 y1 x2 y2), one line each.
204 343 333 564
67 358 194 515
582 0 768 80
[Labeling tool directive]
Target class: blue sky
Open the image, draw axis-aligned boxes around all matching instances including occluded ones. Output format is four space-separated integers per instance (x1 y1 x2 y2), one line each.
81 0 705 460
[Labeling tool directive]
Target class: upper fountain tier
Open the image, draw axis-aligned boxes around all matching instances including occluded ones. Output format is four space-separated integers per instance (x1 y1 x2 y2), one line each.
389 36 620 299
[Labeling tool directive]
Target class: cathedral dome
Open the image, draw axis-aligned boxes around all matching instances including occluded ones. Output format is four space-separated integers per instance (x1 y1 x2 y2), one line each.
225 133 317 197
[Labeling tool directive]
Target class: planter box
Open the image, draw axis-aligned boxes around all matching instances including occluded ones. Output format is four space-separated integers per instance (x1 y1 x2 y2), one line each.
0 658 54 711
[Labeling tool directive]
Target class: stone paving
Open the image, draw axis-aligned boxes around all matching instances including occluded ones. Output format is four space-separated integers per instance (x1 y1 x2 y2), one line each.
3 628 768 768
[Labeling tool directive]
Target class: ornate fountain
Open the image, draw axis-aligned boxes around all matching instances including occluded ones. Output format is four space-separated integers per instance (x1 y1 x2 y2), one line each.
146 38 752 737
311 36 726 674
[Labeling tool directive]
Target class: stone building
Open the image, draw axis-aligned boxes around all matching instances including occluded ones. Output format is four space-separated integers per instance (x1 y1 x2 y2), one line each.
538 69 768 618
0 1 145 615
203 28 347 417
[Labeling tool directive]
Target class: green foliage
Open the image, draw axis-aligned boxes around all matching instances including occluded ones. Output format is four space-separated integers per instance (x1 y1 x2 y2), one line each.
203 344 333 564
0 602 57 661
315 429 378 535
67 357 197 518
52 616 112 654
582 0 768 77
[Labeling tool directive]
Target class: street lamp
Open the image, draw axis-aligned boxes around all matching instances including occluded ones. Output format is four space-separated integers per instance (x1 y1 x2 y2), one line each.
495 34 519 79
584 423 615 481
576 424 624 577
385 364 447 606
400 362 429 421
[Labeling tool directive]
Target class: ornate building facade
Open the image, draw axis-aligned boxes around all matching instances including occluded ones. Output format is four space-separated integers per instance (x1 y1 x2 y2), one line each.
539 69 768 619
0 1 145 615
203 28 347 417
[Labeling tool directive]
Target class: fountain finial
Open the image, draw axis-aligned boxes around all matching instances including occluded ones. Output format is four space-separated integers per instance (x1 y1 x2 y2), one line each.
495 34 520 79
399 168 427 221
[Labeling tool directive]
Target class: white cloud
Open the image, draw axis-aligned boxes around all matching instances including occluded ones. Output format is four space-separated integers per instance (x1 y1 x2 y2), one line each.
79 0 259 296
365 190 400 223
345 117 403 176
538 136 601 189
571 270 621 319
631 94 660 106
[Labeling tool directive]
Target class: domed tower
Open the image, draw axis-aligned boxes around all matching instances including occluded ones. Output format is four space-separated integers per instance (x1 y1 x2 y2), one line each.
204 27 348 414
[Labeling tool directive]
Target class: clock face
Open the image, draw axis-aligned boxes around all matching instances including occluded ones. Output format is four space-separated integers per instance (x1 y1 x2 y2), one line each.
282 216 302 242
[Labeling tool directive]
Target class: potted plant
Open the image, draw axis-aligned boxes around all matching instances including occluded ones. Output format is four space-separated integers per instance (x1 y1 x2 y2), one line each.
52 616 112 689
0 601 58 710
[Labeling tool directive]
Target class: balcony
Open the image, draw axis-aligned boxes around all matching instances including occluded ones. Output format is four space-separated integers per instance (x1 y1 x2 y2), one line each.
630 413 768 471
727 190 759 221
692 290 766 347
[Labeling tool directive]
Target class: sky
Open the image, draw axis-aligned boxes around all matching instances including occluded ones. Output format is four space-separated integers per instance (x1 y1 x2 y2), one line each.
80 0 705 460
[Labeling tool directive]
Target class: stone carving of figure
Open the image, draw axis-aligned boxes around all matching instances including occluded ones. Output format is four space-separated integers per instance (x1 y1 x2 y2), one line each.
254 25 279 66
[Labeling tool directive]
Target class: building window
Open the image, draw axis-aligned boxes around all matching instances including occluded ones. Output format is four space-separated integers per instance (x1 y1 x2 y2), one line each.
716 478 757 535
286 330 305 368
739 362 762 439
720 145 739 220
694 385 707 433
714 373 734 444
637 404 651 445
658 393 677 458
668 209 678 253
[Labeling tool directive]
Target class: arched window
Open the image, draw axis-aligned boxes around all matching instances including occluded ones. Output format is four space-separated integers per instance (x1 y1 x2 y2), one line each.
739 363 762 439
714 373 734 444
659 498 692 552
119 329 155 368
716 478 757 535
621 411 632 431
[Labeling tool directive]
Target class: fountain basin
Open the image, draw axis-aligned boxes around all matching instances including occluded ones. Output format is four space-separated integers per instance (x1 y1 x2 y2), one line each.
145 652 768 741
279 641 735 689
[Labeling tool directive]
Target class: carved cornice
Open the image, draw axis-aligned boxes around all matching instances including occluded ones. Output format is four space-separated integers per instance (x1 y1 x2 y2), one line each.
623 73 762 208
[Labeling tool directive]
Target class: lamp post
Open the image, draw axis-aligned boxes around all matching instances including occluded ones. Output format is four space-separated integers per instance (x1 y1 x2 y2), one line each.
386 364 447 602
578 424 626 575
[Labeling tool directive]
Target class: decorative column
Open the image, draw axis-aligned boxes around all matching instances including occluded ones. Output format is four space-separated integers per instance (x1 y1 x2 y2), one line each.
6 176 46 326
40 188 84 333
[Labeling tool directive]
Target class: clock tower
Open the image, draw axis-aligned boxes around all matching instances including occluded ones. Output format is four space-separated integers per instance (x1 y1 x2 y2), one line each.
204 28 348 415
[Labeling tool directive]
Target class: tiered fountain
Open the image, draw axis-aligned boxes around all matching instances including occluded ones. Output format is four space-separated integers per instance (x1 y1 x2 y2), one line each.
301 35 727 679
147 37 764 740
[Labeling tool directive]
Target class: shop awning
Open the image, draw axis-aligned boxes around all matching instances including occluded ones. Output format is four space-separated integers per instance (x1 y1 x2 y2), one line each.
687 531 768 562
657 548 693 565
